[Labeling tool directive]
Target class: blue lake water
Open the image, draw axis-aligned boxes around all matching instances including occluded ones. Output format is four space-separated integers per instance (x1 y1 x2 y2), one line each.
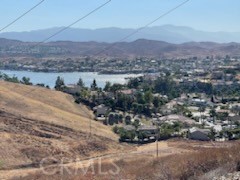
0 70 141 88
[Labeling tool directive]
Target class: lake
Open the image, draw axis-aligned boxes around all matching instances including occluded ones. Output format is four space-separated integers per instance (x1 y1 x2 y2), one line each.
0 70 142 88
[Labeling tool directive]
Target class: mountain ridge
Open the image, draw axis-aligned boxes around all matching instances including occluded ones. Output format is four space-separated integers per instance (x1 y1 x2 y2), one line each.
1 25 240 44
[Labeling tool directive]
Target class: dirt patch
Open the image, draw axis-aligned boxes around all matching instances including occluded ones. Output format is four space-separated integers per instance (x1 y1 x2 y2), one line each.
73 141 107 156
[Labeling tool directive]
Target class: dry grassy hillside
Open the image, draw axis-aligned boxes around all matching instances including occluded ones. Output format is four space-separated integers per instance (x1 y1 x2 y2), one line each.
0 81 117 139
0 81 126 172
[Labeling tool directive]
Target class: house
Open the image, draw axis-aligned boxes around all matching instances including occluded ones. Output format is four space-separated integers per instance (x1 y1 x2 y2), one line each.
229 116 240 123
90 91 104 103
118 89 136 97
104 92 115 99
63 84 82 95
93 104 109 117
188 127 211 141
123 125 135 131
159 114 196 125
137 125 158 139
190 98 207 107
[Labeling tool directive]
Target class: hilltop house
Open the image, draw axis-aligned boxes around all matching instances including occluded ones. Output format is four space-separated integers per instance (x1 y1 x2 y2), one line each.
188 127 211 141
93 104 109 119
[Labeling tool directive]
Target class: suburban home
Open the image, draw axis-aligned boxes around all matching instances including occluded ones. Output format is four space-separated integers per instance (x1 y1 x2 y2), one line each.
229 115 240 123
118 89 137 97
188 127 211 141
137 125 158 140
93 104 109 118
103 91 115 99
123 125 136 132
63 84 82 95
190 98 207 107
90 91 104 103
159 114 196 125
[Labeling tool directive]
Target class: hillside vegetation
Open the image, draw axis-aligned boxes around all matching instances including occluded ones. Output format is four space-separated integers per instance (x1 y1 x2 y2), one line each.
0 81 125 171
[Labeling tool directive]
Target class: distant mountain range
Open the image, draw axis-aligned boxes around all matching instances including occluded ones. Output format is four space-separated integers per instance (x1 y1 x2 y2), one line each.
0 25 240 44
1 38 240 58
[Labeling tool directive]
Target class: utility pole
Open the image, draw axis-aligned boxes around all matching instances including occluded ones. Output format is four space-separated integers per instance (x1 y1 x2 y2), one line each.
156 127 160 158
89 118 92 138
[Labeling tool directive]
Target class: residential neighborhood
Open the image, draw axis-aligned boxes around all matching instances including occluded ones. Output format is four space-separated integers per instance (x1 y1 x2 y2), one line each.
47 55 240 143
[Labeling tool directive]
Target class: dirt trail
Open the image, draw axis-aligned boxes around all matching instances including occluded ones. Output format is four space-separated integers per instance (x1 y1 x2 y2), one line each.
0 141 189 180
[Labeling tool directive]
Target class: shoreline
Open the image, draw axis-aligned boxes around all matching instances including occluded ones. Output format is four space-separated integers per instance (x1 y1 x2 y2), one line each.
0 68 144 75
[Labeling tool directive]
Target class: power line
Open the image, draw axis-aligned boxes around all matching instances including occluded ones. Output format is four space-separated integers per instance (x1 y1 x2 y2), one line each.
38 0 111 43
0 0 46 33
16 0 189 98
19 0 112 98
95 0 190 56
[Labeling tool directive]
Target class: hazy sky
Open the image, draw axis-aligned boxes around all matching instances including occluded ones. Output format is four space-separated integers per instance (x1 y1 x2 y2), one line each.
0 0 240 32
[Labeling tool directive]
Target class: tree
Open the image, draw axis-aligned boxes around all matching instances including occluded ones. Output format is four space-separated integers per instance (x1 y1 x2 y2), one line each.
91 79 98 90
104 81 111 91
144 90 153 104
125 115 132 125
154 76 179 99
110 83 123 93
199 106 206 122
143 104 152 116
153 97 160 109
108 113 115 125
3 74 19 83
138 131 148 142
77 78 84 87
119 128 136 142
112 126 119 134
132 103 138 114
127 78 139 88
104 98 115 111
210 108 217 122
172 122 183 133
21 76 32 85
137 104 143 114
136 92 145 104
160 124 174 139
208 128 216 140
55 76 65 91
118 114 123 123
132 119 140 129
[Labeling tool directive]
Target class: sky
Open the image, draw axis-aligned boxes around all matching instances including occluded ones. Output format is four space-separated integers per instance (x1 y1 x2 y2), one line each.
0 0 240 33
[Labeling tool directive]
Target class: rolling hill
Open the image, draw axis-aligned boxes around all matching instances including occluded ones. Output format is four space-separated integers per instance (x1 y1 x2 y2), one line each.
0 38 240 58
0 81 126 171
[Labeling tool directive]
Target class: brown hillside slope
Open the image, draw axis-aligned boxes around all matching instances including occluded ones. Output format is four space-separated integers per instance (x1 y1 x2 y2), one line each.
0 81 116 139
0 81 126 171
